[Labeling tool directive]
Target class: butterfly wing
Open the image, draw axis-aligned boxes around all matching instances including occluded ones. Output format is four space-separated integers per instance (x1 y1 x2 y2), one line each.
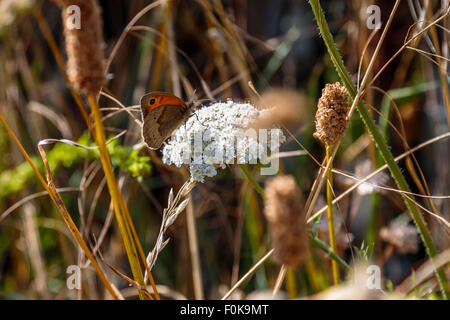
142 105 188 149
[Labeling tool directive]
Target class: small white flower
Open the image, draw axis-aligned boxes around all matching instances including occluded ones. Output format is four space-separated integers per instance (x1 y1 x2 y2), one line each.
162 100 286 182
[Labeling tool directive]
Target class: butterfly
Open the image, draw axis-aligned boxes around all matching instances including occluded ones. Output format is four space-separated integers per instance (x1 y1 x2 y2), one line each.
140 92 191 150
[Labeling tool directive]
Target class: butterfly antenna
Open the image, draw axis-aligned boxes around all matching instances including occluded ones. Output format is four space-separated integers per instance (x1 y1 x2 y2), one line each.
192 112 208 128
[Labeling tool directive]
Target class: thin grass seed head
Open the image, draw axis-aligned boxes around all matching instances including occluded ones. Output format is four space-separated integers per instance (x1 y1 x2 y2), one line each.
264 175 309 267
62 0 106 95
314 82 350 146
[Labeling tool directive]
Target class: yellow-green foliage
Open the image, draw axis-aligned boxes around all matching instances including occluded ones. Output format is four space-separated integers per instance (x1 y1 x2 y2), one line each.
0 132 151 201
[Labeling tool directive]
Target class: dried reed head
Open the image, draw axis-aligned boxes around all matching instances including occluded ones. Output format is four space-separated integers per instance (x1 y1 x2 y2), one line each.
264 175 309 267
313 82 350 146
251 88 308 130
61 0 105 95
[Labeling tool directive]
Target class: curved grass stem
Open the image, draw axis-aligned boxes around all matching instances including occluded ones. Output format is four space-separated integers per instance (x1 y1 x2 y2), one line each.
0 114 120 299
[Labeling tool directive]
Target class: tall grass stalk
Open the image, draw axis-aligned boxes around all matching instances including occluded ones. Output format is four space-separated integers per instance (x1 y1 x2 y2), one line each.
308 0 448 298
186 197 204 299
325 145 339 284
89 96 157 300
286 267 297 298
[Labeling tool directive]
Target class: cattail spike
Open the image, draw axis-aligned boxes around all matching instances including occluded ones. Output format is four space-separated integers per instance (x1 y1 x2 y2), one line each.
264 175 309 267
314 82 350 146
62 0 106 95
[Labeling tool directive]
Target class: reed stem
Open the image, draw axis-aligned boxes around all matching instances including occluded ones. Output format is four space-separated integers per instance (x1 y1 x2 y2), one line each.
286 267 297 298
89 96 148 300
326 145 339 285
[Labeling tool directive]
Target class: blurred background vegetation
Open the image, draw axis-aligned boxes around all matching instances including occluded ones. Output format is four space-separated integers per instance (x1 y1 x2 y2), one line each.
0 0 448 299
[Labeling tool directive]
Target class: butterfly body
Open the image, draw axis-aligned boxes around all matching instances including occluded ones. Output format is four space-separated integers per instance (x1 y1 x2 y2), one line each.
140 92 190 150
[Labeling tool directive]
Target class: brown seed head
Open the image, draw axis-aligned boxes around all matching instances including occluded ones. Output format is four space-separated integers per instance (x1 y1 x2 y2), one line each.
61 0 106 95
313 82 350 146
264 175 309 267
251 88 308 130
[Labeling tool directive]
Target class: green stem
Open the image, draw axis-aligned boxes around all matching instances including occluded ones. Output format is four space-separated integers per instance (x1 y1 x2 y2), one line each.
367 193 380 256
309 0 448 298
326 145 339 285
239 164 265 196
286 267 298 299
310 233 350 271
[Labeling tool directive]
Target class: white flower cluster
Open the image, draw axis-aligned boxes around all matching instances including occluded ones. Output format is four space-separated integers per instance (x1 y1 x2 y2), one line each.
162 100 286 182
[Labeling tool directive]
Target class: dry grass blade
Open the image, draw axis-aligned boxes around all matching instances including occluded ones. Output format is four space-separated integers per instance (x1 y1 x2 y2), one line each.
37 141 119 299
396 248 450 295
221 249 274 300
105 0 164 72
186 195 204 299
369 6 450 88
1 112 121 298
0 187 80 223
272 265 287 296
128 25 214 100
96 248 149 300
308 132 450 223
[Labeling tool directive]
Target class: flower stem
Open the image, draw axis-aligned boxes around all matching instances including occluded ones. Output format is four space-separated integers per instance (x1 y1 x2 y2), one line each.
286 267 297 299
239 164 265 196
326 145 339 285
